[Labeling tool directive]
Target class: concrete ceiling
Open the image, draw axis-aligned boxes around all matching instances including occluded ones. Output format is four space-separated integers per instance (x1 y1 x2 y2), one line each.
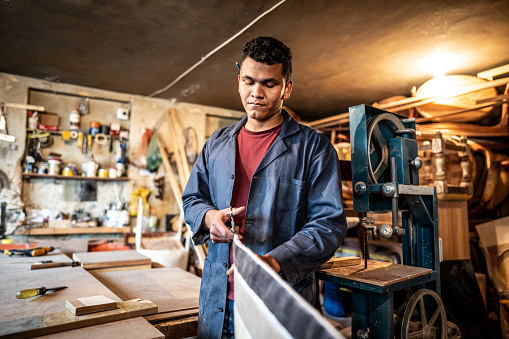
1 0 508 121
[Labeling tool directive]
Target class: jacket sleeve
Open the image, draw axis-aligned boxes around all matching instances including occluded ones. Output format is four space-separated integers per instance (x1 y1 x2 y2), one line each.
268 136 347 286
182 139 215 245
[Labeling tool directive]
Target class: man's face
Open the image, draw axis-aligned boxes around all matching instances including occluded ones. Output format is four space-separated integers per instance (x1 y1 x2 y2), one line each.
238 57 292 124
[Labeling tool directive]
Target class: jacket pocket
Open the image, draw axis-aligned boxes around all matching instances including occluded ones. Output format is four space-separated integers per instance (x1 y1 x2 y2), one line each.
276 177 308 239
277 176 308 211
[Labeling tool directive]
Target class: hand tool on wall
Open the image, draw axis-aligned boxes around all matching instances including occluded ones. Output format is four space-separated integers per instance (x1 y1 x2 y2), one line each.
4 246 55 256
16 286 67 299
31 261 80 270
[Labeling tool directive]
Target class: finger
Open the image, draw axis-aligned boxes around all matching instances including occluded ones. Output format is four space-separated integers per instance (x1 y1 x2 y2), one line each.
226 263 235 276
232 206 246 216
234 226 243 241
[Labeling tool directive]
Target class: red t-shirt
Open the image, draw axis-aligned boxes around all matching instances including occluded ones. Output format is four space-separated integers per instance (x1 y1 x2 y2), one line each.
227 123 282 300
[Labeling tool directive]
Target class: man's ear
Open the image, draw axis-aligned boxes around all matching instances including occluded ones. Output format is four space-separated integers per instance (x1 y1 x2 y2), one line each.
283 80 293 100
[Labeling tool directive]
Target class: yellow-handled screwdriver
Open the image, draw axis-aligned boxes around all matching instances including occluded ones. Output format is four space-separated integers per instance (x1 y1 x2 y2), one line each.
4 246 55 257
16 286 67 299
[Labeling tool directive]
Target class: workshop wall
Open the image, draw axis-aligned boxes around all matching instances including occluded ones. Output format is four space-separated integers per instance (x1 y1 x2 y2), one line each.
0 72 244 233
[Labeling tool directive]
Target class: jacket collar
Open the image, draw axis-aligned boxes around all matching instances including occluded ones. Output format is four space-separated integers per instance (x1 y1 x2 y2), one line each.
226 109 300 139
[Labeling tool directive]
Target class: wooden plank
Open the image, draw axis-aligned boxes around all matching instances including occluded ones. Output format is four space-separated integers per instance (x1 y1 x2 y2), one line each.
437 200 470 260
92 267 200 314
319 259 432 287
21 226 130 235
320 256 362 269
144 307 199 322
37 317 164 339
153 315 198 339
0 299 158 338
478 64 509 80
87 264 152 274
73 250 151 269
66 295 117 315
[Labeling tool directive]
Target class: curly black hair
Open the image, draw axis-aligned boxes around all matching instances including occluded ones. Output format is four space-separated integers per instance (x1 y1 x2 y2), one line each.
239 36 292 81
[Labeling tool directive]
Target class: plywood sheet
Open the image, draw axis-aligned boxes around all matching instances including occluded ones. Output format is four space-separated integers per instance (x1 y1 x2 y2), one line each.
92 267 200 315
319 259 432 287
37 317 164 339
73 250 151 269
0 251 121 323
0 299 158 338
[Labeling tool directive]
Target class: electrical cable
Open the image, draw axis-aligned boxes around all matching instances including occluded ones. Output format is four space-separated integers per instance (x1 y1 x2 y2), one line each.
148 0 286 97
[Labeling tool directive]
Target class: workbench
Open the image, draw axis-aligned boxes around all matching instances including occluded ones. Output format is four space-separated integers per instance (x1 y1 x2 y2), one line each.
318 259 434 339
0 249 200 338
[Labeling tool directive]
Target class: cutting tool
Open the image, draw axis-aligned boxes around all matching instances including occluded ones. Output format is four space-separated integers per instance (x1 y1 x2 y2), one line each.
229 206 236 234
16 286 67 299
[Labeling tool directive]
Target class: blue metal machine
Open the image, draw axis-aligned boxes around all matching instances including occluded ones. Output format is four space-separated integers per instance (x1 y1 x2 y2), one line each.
319 105 446 338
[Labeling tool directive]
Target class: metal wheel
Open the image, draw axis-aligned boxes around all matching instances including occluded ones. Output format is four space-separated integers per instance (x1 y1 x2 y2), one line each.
401 288 447 339
366 113 405 184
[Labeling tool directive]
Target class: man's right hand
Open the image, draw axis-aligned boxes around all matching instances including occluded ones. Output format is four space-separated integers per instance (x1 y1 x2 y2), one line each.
203 206 245 243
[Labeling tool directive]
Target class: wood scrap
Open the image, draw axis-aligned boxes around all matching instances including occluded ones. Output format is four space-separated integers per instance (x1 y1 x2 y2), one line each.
72 250 151 270
0 299 157 338
320 256 362 269
66 295 117 316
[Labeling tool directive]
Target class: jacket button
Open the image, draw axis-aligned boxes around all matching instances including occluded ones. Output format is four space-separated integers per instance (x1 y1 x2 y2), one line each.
223 262 227 267
219 307 223 312
231 174 235 179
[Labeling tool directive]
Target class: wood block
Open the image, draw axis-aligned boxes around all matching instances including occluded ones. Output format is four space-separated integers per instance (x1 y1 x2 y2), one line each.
66 295 117 315
320 256 361 269
437 200 470 260
0 299 158 338
72 250 151 269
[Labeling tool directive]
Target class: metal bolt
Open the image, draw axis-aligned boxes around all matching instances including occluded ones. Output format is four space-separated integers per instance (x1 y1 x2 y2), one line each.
379 224 393 238
357 330 369 339
354 181 367 195
411 157 423 170
382 183 396 197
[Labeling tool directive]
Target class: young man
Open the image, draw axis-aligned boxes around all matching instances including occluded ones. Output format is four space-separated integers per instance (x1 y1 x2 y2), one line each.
182 36 347 338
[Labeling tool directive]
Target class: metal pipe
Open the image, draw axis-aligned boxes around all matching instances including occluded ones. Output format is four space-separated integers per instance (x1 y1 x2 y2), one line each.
391 157 398 233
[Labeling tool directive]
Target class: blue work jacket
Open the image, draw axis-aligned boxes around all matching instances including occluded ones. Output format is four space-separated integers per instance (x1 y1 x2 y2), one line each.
182 109 347 339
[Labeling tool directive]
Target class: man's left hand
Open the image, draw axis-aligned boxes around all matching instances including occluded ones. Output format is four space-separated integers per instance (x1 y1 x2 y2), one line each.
226 254 280 276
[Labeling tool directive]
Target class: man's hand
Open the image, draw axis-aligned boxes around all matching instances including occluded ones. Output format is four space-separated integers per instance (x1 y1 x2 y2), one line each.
203 206 245 243
226 254 280 276
260 254 281 273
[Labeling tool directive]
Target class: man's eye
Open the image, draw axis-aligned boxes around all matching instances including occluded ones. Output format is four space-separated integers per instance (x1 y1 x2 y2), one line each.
244 81 254 85
266 83 275 88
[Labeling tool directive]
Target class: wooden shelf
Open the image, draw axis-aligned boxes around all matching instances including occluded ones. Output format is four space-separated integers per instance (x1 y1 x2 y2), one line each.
23 173 129 181
19 226 131 235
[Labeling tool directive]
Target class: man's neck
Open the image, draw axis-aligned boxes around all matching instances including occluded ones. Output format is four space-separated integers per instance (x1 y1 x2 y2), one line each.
244 110 283 132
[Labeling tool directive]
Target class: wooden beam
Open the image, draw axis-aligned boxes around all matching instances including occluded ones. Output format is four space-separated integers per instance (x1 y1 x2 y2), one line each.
477 64 509 81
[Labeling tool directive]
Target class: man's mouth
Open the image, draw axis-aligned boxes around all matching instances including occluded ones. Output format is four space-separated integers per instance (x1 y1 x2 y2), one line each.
248 102 264 107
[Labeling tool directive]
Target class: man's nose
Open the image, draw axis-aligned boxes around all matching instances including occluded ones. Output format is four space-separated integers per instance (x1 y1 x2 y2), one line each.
250 83 263 97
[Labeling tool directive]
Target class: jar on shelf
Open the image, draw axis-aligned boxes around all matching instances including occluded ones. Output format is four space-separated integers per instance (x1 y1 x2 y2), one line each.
69 108 80 130
47 158 61 175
